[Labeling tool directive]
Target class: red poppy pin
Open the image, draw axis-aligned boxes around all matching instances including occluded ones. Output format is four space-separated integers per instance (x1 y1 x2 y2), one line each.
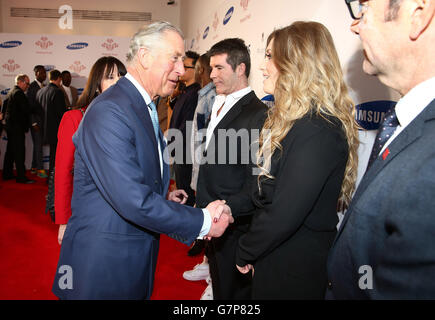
382 148 390 160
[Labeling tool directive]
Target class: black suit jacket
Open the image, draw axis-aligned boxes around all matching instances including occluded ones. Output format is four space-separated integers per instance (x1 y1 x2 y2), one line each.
26 80 44 126
236 113 348 299
36 83 67 145
4 86 31 132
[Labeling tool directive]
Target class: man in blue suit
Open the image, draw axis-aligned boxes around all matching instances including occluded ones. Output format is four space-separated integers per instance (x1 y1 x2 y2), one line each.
327 0 435 298
52 21 233 300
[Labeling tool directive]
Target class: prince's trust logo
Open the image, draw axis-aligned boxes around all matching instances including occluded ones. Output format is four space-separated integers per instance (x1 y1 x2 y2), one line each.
35 36 53 49
102 38 119 51
2 59 20 73
69 61 86 74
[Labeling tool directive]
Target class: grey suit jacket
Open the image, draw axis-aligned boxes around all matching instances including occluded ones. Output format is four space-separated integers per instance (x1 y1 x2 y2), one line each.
326 98 435 299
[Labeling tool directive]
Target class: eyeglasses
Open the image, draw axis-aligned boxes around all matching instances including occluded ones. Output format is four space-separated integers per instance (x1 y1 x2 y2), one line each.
345 0 368 20
184 65 195 69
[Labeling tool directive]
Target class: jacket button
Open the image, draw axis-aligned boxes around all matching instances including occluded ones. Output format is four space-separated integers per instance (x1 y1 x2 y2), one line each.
327 281 332 290
154 180 158 185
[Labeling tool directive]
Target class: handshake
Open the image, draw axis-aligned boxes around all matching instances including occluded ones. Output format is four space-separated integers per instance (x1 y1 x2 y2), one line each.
167 190 233 240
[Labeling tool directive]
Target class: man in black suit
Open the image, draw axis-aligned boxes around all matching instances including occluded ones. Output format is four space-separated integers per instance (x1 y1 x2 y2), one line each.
2 74 35 184
169 50 200 207
327 0 435 298
27 65 47 178
195 38 267 299
36 69 67 174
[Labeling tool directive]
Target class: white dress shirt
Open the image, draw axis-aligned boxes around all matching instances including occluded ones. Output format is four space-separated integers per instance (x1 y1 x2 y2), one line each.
125 73 211 237
62 84 73 105
206 86 252 149
381 76 435 153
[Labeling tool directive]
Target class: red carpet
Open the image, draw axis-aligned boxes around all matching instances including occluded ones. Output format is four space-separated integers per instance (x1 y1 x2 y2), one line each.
0 171 207 300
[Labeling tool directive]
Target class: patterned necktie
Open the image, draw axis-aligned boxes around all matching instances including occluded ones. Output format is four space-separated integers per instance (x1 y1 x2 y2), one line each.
366 107 399 170
148 101 160 145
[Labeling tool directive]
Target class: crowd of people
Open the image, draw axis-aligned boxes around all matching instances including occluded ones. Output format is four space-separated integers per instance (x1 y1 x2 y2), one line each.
2 0 435 300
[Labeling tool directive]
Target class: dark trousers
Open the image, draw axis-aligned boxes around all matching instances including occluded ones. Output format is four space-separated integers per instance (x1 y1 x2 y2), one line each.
31 126 43 170
49 142 57 174
3 128 26 180
207 217 253 300
173 163 195 207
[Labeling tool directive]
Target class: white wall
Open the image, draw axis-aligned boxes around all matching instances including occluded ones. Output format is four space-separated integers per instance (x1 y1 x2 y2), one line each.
1 0 181 37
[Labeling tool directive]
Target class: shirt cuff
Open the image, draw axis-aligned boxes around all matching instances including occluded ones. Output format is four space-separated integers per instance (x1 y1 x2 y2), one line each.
198 208 211 239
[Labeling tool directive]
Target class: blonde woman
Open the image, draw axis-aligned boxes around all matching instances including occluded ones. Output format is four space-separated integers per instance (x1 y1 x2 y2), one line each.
235 21 359 299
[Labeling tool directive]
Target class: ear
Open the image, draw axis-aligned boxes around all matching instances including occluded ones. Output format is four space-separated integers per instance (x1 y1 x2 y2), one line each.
236 63 246 77
137 47 152 70
410 0 435 40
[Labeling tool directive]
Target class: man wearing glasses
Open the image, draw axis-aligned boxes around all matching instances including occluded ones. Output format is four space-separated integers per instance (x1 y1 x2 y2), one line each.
168 50 201 208
2 74 35 184
327 0 435 298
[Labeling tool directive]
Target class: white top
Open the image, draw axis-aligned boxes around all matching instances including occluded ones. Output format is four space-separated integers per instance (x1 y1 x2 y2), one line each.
62 84 72 105
382 76 435 153
125 73 211 238
205 86 252 149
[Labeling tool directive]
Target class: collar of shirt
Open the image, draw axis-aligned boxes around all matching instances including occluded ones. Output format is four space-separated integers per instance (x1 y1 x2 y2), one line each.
36 80 44 88
211 86 251 118
395 76 435 129
125 72 153 106
198 82 215 98
62 84 71 92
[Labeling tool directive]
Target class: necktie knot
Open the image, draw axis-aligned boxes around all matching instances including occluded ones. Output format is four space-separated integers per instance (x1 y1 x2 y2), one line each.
366 107 399 170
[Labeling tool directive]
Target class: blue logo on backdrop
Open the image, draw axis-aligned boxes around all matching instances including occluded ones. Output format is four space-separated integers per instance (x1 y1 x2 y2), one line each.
66 42 88 50
223 7 234 25
203 27 210 39
0 41 22 48
1 88 11 95
44 65 55 71
77 88 84 95
355 100 396 130
261 94 275 108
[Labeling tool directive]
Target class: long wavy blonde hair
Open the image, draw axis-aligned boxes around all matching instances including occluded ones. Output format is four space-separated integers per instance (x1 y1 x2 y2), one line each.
257 21 359 206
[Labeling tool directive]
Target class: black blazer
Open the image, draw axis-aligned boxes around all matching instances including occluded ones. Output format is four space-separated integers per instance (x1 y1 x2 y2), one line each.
196 91 267 217
236 113 348 299
26 80 44 126
36 83 67 145
4 86 31 132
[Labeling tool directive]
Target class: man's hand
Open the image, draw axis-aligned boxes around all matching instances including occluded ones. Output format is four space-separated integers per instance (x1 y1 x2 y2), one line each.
167 189 188 204
236 264 254 276
205 200 234 239
58 224 67 245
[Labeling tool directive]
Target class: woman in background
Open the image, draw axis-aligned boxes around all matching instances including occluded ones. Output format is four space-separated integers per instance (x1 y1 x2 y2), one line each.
235 21 359 299
55 56 126 244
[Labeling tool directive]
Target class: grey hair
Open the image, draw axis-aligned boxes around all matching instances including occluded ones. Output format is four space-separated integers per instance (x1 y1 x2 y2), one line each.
15 74 28 84
126 21 184 64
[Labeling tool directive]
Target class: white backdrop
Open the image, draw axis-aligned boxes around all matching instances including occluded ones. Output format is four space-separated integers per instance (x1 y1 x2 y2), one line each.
0 33 130 169
181 0 402 188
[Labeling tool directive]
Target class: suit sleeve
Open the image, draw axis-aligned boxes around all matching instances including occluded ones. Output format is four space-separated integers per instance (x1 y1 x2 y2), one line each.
236 125 344 267
54 112 78 224
226 105 266 216
77 100 204 245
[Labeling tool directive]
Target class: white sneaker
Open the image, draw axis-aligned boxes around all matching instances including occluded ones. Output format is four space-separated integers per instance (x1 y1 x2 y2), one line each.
200 283 213 300
183 262 209 281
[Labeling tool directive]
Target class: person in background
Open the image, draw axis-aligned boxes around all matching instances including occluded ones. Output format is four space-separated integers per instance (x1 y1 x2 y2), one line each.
182 52 216 298
2 74 34 184
27 65 47 178
55 56 127 245
168 50 200 207
60 70 78 109
52 21 233 300
327 0 435 299
234 21 359 299
36 69 67 175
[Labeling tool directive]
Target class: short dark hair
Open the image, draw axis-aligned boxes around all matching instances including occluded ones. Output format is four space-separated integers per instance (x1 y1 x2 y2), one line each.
208 38 251 77
33 65 45 73
185 51 200 66
49 69 62 81
61 70 71 76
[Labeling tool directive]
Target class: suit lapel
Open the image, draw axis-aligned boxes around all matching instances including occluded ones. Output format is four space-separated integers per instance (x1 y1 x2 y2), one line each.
335 99 435 241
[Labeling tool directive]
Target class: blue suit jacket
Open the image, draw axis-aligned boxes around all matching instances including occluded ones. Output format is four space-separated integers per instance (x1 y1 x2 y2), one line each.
52 77 204 299
326 98 435 299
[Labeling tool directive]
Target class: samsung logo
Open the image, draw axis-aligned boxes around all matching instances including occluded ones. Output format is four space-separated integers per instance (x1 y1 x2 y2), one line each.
203 27 210 40
66 42 88 50
1 88 11 95
355 100 396 130
223 7 234 25
77 88 84 95
44 65 55 71
0 41 22 48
